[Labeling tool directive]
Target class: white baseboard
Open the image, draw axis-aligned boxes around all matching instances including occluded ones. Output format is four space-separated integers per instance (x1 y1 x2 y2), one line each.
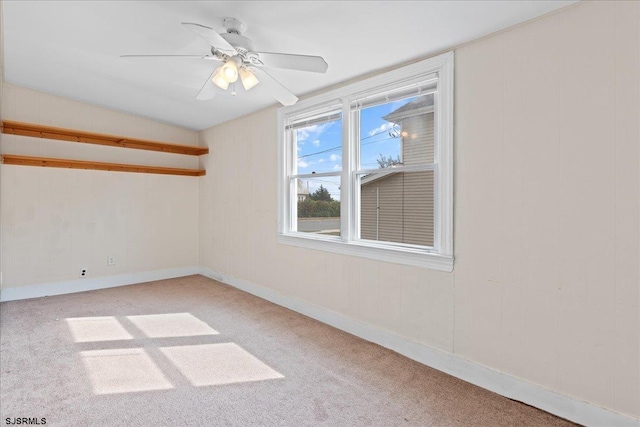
199 267 639 427
0 266 200 302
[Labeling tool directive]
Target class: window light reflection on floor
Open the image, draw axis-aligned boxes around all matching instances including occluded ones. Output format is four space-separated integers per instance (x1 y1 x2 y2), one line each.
66 317 133 343
126 313 219 338
80 348 173 394
69 314 283 394
160 343 284 387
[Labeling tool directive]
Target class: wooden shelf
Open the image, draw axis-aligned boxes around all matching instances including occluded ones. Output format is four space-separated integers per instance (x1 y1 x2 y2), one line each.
1 120 208 156
2 155 206 177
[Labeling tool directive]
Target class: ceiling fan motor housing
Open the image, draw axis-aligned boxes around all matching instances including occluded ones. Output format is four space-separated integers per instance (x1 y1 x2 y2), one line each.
220 18 255 52
220 32 255 52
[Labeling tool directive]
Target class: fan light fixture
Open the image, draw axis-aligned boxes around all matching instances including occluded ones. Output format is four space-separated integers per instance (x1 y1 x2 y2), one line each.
124 18 328 105
212 58 260 93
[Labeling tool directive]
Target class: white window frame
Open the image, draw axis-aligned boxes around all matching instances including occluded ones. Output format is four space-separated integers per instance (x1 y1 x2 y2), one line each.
277 51 453 272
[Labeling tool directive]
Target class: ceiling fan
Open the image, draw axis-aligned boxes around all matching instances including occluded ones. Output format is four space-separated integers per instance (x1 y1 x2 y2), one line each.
121 17 328 106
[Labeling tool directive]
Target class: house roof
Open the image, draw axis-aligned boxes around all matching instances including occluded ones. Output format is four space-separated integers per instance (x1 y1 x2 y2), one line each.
360 169 401 186
382 95 435 124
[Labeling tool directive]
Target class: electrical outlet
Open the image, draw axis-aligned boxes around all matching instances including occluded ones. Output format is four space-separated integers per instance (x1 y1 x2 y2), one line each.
80 268 88 278
107 256 116 266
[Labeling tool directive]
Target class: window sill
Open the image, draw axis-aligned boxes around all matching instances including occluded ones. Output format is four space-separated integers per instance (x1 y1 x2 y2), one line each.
277 233 453 272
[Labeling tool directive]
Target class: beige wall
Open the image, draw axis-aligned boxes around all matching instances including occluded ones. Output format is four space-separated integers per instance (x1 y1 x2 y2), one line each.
454 0 638 417
0 84 200 289
1 0 5 283
199 1 639 418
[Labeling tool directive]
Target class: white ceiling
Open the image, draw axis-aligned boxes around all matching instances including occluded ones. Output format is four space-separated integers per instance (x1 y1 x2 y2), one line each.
2 1 576 131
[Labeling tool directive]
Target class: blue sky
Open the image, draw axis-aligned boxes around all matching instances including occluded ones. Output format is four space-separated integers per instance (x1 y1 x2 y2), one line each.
295 99 411 200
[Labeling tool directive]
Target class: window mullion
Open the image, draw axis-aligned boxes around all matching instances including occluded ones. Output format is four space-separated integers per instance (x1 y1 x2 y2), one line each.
289 131 298 232
291 171 342 179
351 105 361 242
340 97 352 242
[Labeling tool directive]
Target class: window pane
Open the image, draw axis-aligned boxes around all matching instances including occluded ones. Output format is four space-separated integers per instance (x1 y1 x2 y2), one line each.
359 170 434 247
359 93 435 169
295 112 342 174
295 176 341 237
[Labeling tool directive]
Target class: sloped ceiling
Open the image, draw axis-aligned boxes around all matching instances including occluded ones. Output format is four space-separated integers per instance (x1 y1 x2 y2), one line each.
2 1 576 131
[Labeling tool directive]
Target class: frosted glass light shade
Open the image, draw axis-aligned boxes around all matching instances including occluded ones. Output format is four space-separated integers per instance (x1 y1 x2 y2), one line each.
220 61 239 83
212 68 229 90
239 67 259 91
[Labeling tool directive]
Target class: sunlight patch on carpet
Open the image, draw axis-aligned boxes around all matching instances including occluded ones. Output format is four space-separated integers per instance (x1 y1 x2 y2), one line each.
66 316 133 342
160 343 284 387
126 313 219 338
80 348 173 394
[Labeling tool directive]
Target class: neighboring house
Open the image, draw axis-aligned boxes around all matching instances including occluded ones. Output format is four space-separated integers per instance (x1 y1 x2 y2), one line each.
360 95 435 246
297 179 309 202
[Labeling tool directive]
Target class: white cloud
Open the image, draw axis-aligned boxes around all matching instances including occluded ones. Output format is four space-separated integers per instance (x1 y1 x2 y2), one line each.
312 139 321 147
333 164 341 171
298 160 309 168
329 154 341 162
317 158 325 163
298 123 330 142
368 122 394 137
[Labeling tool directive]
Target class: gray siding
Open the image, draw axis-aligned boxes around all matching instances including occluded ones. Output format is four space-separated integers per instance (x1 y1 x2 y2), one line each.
360 171 434 246
402 171 434 246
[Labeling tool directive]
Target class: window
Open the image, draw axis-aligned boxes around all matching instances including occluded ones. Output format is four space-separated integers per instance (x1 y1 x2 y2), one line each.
286 106 342 237
277 52 453 271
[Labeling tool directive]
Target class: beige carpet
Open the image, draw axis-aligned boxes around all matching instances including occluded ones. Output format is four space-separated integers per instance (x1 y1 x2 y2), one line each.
0 275 576 426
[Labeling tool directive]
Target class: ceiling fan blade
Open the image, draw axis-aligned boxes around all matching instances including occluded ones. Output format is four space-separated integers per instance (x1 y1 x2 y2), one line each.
254 52 328 73
253 68 298 106
120 54 220 60
182 22 237 55
196 69 218 100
